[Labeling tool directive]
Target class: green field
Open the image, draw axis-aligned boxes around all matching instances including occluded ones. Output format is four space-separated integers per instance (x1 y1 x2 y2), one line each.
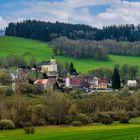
0 36 140 73
0 121 140 140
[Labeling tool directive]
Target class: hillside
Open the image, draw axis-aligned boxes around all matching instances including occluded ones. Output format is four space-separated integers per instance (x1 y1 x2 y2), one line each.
0 36 140 73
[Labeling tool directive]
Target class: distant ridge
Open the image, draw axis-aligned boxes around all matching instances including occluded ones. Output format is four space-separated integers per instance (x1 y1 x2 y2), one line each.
0 29 5 36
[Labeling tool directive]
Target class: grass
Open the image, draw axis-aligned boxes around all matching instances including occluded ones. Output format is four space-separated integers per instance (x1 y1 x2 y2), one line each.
0 123 140 140
130 117 140 124
0 36 140 73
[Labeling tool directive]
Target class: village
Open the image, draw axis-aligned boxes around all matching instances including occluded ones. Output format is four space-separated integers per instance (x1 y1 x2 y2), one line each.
5 57 137 94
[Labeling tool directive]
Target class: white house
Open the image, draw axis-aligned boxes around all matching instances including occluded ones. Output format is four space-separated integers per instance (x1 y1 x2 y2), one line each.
127 80 137 87
65 77 70 88
89 77 99 89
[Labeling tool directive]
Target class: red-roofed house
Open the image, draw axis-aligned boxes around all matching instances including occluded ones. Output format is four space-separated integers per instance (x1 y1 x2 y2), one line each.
34 79 57 89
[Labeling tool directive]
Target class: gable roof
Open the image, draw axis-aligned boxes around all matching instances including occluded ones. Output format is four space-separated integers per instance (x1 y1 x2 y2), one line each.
34 79 48 85
38 61 50 66
34 79 57 85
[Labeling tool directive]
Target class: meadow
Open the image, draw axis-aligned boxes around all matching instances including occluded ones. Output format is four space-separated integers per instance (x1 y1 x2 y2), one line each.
0 36 140 73
0 118 140 140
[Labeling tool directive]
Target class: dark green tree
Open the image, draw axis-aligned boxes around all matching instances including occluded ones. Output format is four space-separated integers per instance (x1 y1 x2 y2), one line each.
112 68 121 89
69 62 77 75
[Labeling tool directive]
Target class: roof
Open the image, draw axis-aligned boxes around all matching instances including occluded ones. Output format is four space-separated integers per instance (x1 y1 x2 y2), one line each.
127 80 137 83
34 79 57 85
93 77 98 80
98 79 107 84
70 77 83 85
34 79 48 85
38 61 50 66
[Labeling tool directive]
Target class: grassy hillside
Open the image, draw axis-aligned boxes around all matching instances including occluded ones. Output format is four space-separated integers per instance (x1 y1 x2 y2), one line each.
0 123 140 140
0 36 140 73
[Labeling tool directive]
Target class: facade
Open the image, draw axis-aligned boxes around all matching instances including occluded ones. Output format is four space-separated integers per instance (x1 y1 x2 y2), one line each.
40 58 58 73
65 77 70 88
127 80 137 87
89 77 98 89
97 79 108 89
65 76 83 88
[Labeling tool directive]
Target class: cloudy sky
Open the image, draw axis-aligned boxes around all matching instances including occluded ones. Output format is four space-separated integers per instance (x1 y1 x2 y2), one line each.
0 0 140 28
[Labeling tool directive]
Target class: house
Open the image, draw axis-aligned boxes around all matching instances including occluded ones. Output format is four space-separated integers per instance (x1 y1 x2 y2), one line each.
34 79 58 90
89 77 98 89
97 79 108 89
127 80 137 87
65 77 70 88
65 76 84 88
39 58 57 73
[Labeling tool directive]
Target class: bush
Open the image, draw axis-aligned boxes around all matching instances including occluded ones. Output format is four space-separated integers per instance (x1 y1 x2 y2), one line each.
71 121 82 126
30 127 35 134
120 117 129 124
107 112 128 121
77 114 92 125
4 87 14 96
24 127 30 134
24 127 35 134
93 113 113 125
127 111 138 118
0 119 15 130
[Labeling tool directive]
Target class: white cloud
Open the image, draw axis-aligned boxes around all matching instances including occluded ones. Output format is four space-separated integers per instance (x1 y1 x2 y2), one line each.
0 16 8 28
1 0 140 28
94 1 140 27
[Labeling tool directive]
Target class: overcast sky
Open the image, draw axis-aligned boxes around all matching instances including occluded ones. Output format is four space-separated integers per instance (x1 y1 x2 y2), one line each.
0 0 140 28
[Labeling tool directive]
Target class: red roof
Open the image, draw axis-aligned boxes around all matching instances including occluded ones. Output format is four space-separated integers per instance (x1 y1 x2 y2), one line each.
98 79 107 84
34 79 48 85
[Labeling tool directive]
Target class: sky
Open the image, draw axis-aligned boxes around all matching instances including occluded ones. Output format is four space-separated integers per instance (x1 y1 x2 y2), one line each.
0 0 140 28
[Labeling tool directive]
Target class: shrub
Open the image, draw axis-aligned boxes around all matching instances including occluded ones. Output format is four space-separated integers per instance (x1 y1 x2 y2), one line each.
30 127 35 134
93 113 113 125
0 119 15 130
127 111 138 118
4 87 14 96
106 112 128 121
24 127 35 134
77 114 92 125
24 127 30 134
71 121 82 126
120 117 129 124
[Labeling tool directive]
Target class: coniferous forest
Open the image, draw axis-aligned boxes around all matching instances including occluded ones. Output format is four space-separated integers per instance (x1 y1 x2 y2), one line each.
5 20 140 42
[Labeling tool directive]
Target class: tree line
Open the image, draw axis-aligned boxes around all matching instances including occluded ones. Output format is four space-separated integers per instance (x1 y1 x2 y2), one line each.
52 37 108 60
52 37 140 60
5 20 140 42
0 89 140 128
88 64 139 82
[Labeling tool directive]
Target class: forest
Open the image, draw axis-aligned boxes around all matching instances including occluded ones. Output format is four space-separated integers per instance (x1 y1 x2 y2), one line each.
5 20 140 42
